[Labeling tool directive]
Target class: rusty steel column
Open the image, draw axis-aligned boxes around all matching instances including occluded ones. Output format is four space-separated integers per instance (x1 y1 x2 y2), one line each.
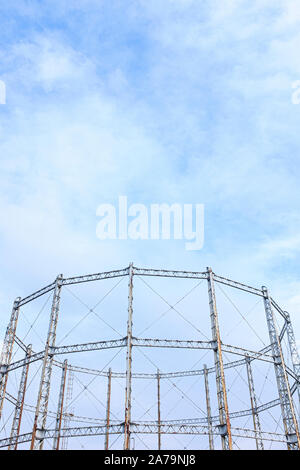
105 368 112 450
53 359 68 450
204 364 214 450
245 356 264 450
157 369 161 450
124 263 134 450
31 274 63 450
262 287 300 450
8 344 32 450
285 312 300 417
207 267 232 450
61 368 74 450
0 297 21 420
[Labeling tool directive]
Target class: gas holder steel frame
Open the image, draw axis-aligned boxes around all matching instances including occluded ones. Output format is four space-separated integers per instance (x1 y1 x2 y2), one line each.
0 264 299 450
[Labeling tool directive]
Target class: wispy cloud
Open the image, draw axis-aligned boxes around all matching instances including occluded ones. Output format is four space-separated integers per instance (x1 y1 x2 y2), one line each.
0 0 300 328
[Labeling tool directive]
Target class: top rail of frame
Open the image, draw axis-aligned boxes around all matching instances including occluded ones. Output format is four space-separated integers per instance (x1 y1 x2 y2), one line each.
212 273 264 297
16 266 287 321
62 267 130 286
18 282 56 307
133 266 207 279
17 268 129 305
134 267 266 300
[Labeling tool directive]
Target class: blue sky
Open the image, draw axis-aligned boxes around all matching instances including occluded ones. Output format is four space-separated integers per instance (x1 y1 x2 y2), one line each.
0 0 300 449
1 1 300 312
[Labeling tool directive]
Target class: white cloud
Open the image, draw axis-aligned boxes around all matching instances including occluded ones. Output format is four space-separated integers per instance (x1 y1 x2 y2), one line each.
0 3 299 280
257 236 300 261
0 0 299 320
5 34 97 93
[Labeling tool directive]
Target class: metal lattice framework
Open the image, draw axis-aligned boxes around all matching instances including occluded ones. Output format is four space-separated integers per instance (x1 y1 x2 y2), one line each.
0 264 299 450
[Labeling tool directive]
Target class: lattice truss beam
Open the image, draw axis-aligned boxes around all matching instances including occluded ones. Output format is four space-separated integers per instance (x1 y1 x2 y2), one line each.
0 265 299 450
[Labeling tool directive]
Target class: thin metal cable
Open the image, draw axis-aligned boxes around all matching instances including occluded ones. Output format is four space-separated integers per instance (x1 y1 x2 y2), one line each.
0 408 14 435
137 276 209 340
73 377 106 418
137 279 204 336
58 278 124 344
111 377 156 450
224 298 262 340
11 293 52 362
137 348 212 420
223 351 283 432
67 348 123 410
18 313 45 348
216 284 266 347
164 376 202 419
21 293 51 342
136 347 206 417
109 432 122 449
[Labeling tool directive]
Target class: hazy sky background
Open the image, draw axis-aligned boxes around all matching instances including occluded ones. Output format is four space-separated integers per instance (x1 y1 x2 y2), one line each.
0 0 300 449
1 0 300 330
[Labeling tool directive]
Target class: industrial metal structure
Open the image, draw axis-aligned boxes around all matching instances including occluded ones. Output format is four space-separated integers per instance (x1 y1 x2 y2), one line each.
0 264 299 450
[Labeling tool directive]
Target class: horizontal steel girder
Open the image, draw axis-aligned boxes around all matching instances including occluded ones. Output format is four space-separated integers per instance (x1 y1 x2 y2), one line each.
5 386 285 428
6 338 276 374
0 422 287 448
16 266 288 322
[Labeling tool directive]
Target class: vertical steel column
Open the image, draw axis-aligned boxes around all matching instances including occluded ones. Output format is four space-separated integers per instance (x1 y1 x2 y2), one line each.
203 364 214 450
105 368 112 450
285 311 300 416
262 287 300 449
245 356 264 450
157 369 161 450
31 274 63 450
61 368 74 450
207 267 232 450
53 359 67 450
0 297 21 420
124 263 133 450
8 344 32 450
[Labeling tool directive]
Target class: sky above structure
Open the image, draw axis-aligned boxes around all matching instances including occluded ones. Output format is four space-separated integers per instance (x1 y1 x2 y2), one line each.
0 0 300 343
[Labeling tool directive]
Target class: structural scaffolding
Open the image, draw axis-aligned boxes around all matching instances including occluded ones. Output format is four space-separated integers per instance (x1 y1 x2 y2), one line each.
0 264 299 450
